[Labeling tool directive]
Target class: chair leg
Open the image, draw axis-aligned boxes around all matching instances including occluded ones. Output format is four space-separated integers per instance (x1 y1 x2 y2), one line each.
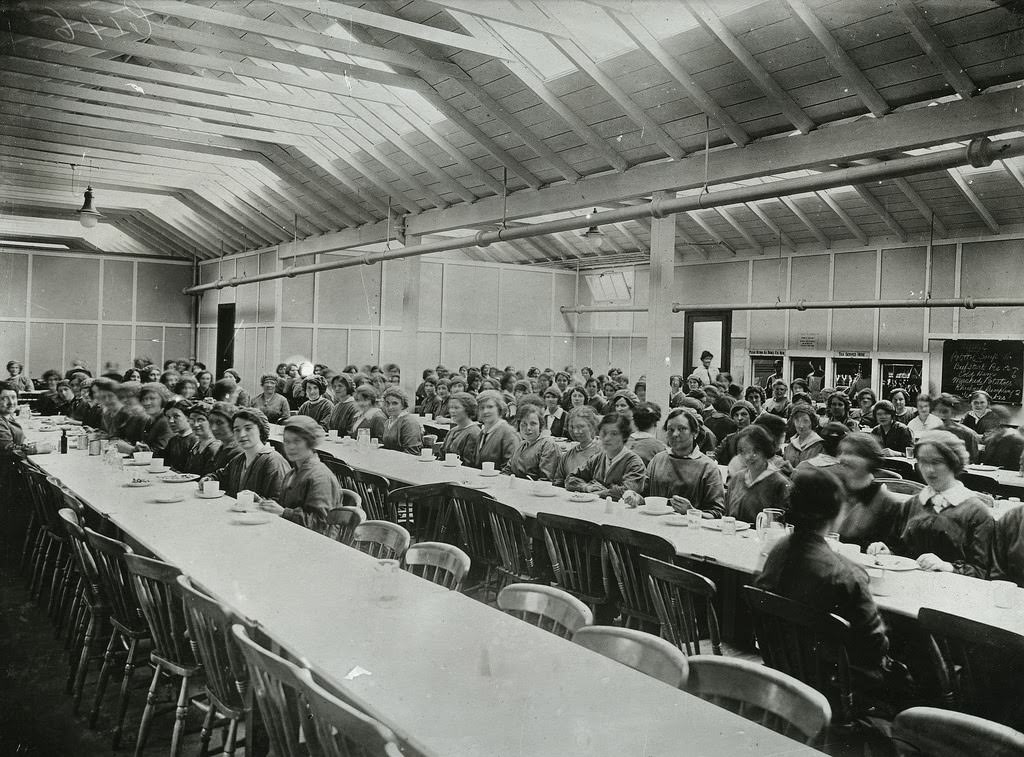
89 629 119 727
46 544 66 618
198 702 216 757
112 637 140 749
31 535 53 599
222 715 239 757
169 673 191 757
20 511 37 572
71 613 95 711
133 663 162 757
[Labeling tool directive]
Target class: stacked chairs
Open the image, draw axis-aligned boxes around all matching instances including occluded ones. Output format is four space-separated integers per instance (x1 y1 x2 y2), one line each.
537 513 608 612
177 575 252 757
123 554 200 757
403 542 471 591
232 624 403 757
352 521 411 561
601 525 676 633
388 482 454 544
645 556 723 656
572 626 689 688
497 584 592 639
339 468 394 522
83 528 150 748
324 505 366 547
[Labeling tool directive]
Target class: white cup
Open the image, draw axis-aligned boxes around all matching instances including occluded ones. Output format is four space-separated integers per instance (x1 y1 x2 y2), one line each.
482 462 495 473
327 429 339 440
840 543 862 558
421 448 434 460
445 453 460 465
644 496 669 510
423 413 433 420
993 580 1017 609
202 480 220 495
236 490 255 510
721 516 737 536
370 438 380 448
148 457 166 472
134 450 153 464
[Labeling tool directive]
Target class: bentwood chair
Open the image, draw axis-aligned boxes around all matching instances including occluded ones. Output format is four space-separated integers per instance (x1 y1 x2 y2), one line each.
123 554 199 757
177 575 252 757
572 626 689 688
645 556 723 656
537 513 608 610
352 521 411 561
497 583 593 639
601 525 676 633
891 707 1024 757
232 624 403 757
388 482 455 542
403 542 471 591
919 607 1024 729
743 586 855 725
686 656 832 745
84 528 150 748
324 506 366 547
339 468 395 522
876 479 925 496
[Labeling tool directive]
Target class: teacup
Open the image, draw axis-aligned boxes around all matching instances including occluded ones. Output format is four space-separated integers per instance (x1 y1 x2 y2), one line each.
644 496 669 510
235 490 255 511
148 457 167 473
445 453 460 465
420 448 434 460
482 462 495 473
134 451 153 464
201 480 220 495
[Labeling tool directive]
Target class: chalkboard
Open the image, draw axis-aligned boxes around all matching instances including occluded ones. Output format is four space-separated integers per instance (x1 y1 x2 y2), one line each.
941 339 1024 404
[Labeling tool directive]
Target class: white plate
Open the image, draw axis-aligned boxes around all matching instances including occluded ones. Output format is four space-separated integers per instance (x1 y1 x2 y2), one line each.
232 513 273 526
125 481 152 488
967 464 999 472
853 553 919 571
154 494 185 504
531 490 559 498
664 514 689 527
148 467 170 474
569 493 597 503
159 473 200 483
478 471 502 477
457 480 489 490
196 490 224 499
702 520 751 532
640 505 674 516
417 457 436 462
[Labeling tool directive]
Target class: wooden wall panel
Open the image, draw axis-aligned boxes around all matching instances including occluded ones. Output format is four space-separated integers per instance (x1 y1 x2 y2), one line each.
164 327 192 364
445 264 498 331
499 268 553 333
788 255 830 350
281 255 314 323
280 327 313 361
134 325 164 367
419 262 443 330
348 329 379 366
65 324 98 370
316 263 382 326
136 263 193 324
831 252 876 351
879 247 927 352
102 260 134 322
959 239 1024 333
471 333 498 366
0 321 26 366
0 253 29 317
31 255 100 320
102 325 134 375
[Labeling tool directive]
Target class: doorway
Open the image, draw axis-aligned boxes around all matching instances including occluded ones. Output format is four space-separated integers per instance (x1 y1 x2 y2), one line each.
683 311 732 378
215 303 236 378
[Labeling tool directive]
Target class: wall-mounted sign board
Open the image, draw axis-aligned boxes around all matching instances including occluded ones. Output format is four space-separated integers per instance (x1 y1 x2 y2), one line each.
941 339 1024 404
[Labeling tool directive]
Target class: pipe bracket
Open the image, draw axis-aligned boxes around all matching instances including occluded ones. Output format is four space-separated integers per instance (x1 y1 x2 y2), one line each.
967 137 994 168
361 253 376 266
963 297 976 310
649 194 668 219
474 230 493 248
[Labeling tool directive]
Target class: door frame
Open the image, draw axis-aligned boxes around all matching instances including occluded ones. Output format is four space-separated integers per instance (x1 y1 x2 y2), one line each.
683 311 732 376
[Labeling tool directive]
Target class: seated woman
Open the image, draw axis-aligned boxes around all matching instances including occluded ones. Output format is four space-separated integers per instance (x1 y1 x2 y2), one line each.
755 468 890 684
645 409 725 518
206 402 244 471
162 398 197 471
930 393 979 463
796 421 848 472
52 380 81 420
868 430 993 578
193 370 214 401
993 504 1024 587
431 378 452 419
258 416 342 535
744 385 766 417
704 396 737 443
474 390 519 470
503 404 561 481
607 389 639 418
183 403 222 476
712 400 755 465
832 432 910 551
782 404 824 469
136 382 174 456
962 390 1001 436
628 402 668 465
326 374 358 434
297 376 333 429
566 412 645 500
202 408 289 500
222 368 250 407
418 376 443 417
762 380 790 418
253 374 291 424
0 383 50 463
563 385 588 414
5 361 34 393
824 392 859 431
541 386 566 437
211 378 240 406
73 379 102 428
174 375 199 401
850 389 877 427
907 392 943 440
349 385 386 440
439 392 482 467
725 425 791 523
381 386 423 455
552 405 601 487
34 369 62 416
980 405 1024 469
889 389 915 425
870 400 914 456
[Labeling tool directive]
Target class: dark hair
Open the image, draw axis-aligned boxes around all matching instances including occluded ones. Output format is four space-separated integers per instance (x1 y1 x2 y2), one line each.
447 391 477 420
303 375 328 394
735 424 775 459
712 396 735 414
730 400 756 419
139 382 172 405
0 381 19 399
827 392 852 418
516 402 544 430
787 468 845 531
631 402 662 431
855 388 877 405
745 385 766 402
41 369 62 382
207 401 236 425
163 398 195 417
700 350 713 360
839 431 883 471
753 412 787 440
687 388 706 402
663 408 700 434
819 422 849 456
932 393 960 411
889 389 908 403
598 411 632 441
260 374 279 386
232 408 271 443
331 374 354 396
211 378 238 402
873 399 896 417
92 377 119 394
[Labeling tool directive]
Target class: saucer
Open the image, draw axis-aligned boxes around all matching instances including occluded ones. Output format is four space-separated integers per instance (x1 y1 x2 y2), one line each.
196 490 224 499
154 494 185 504
664 514 689 527
442 461 462 468
478 471 502 477
640 505 674 516
568 493 597 503
125 480 152 488
531 489 559 498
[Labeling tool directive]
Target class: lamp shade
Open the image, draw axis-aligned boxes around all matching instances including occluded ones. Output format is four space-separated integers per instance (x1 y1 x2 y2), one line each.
78 186 101 228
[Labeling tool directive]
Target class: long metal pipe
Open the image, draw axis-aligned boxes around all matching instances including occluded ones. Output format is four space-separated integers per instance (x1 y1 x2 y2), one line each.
183 136 1021 295
560 297 1024 314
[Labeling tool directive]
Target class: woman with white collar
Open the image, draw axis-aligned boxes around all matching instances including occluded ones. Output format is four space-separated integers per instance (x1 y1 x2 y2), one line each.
201 408 289 500
782 404 824 469
503 404 561 481
868 430 993 577
724 425 791 523
541 386 566 438
552 405 602 488
961 390 1000 437
644 408 725 518
566 413 645 500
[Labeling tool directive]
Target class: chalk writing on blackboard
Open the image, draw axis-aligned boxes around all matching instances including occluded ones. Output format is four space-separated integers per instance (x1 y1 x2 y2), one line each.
941 340 1024 405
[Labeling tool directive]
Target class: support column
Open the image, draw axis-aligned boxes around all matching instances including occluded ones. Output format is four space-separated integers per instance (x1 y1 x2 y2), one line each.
397 235 422 400
646 192 676 412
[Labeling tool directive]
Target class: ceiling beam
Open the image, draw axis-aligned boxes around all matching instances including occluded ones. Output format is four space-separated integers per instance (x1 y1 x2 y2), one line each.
857 158 949 238
685 0 816 134
892 0 978 100
782 0 890 117
947 168 1000 234
850 184 908 242
745 202 796 250
816 190 869 245
1000 158 1024 196
779 196 831 248
713 207 761 250
687 211 736 254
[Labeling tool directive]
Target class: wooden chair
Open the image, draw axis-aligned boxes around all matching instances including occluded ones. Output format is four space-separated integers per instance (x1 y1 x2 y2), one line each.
177 575 251 757
601 525 676 633
324 506 366 547
918 607 1024 729
497 583 593 639
743 586 855 725
537 512 608 609
403 542 471 591
320 456 354 486
84 527 150 748
572 626 689 688
960 472 1001 497
387 482 454 543
485 498 536 587
352 521 411 561
232 624 402 757
686 655 832 745
891 707 1024 757
297 667 404 757
123 553 199 757
875 468 904 480
450 485 499 593
339 467 395 522
644 555 723 656
877 478 925 496
57 508 107 714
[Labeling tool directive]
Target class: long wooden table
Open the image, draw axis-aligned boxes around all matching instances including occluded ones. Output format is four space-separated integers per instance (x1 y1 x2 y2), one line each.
304 432 1024 633
25 427 824 757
